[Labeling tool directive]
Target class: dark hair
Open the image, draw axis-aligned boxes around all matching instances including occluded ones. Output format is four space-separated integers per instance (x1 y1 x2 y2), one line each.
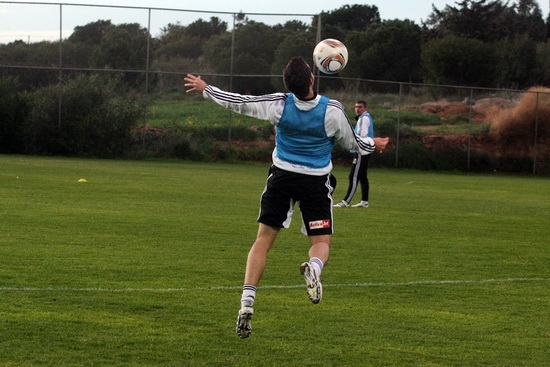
356 100 367 107
283 56 312 98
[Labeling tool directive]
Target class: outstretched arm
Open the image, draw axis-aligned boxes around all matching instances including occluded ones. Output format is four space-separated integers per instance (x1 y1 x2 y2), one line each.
183 74 286 124
184 74 208 93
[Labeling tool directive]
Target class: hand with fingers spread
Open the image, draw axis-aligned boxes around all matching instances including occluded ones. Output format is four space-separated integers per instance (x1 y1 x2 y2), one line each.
374 137 389 153
184 74 207 93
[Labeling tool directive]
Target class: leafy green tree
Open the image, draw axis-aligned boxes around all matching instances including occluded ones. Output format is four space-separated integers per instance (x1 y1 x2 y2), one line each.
185 17 227 39
422 34 499 86
0 40 59 89
155 24 203 60
423 0 547 87
68 20 112 45
424 0 546 42
496 37 540 88
272 20 310 34
204 20 282 93
90 23 150 86
203 31 232 81
64 20 112 68
156 18 228 61
0 77 28 153
424 0 512 42
313 4 381 40
91 23 149 71
271 31 316 90
345 19 422 83
514 0 546 41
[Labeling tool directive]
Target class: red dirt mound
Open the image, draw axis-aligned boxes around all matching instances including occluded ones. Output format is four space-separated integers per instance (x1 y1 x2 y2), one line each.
416 90 550 159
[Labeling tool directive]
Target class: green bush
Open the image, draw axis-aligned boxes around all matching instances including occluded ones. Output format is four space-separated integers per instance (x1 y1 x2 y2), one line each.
0 77 28 154
25 74 142 157
161 124 270 142
128 121 274 161
131 125 207 160
230 145 272 162
129 122 274 162
393 142 451 170
495 155 535 173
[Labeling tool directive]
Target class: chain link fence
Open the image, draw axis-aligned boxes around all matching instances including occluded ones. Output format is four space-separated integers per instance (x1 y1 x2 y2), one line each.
1 2 549 174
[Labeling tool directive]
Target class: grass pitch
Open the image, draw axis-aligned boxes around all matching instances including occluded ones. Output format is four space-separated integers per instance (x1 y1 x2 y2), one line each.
0 155 549 366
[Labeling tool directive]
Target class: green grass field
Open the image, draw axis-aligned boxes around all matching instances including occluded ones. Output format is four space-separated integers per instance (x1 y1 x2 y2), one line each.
1 155 549 366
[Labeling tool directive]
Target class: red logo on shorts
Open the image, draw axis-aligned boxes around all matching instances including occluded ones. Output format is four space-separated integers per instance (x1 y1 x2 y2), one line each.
309 219 331 230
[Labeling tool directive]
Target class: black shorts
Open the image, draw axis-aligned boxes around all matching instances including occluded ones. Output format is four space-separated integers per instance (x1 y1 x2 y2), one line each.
257 166 337 236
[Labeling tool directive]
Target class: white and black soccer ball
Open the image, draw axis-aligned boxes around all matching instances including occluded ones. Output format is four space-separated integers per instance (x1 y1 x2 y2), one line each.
313 38 348 75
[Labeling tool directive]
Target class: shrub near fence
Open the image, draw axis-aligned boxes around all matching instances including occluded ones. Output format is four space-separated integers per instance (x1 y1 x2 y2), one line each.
0 77 27 154
25 74 141 158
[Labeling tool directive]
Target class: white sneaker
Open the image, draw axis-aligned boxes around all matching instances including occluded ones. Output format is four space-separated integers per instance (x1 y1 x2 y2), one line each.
236 304 253 338
300 262 322 304
351 201 369 208
333 201 349 208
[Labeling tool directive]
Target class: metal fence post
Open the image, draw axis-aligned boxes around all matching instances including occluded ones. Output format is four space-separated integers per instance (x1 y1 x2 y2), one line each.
315 14 321 95
533 92 540 174
58 4 63 129
467 88 474 170
395 83 402 168
144 8 151 127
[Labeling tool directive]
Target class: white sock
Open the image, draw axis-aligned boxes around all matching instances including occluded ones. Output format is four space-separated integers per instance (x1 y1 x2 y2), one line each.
309 257 324 277
241 285 256 307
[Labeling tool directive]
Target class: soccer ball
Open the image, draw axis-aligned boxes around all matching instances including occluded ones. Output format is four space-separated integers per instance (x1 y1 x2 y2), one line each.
313 39 348 74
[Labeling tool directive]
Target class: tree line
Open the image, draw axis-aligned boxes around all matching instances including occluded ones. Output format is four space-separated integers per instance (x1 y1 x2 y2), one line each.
1 0 549 94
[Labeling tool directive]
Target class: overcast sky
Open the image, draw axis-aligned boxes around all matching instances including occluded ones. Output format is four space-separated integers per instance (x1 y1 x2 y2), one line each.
1 0 549 43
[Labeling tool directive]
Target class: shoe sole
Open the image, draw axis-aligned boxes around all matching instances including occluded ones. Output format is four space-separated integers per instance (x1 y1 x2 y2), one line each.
236 308 253 339
300 262 322 304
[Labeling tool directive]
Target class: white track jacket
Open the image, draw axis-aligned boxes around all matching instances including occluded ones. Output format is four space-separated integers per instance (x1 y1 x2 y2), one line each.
203 85 375 176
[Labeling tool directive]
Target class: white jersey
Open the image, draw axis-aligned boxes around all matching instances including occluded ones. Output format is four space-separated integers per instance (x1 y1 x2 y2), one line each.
203 85 375 175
